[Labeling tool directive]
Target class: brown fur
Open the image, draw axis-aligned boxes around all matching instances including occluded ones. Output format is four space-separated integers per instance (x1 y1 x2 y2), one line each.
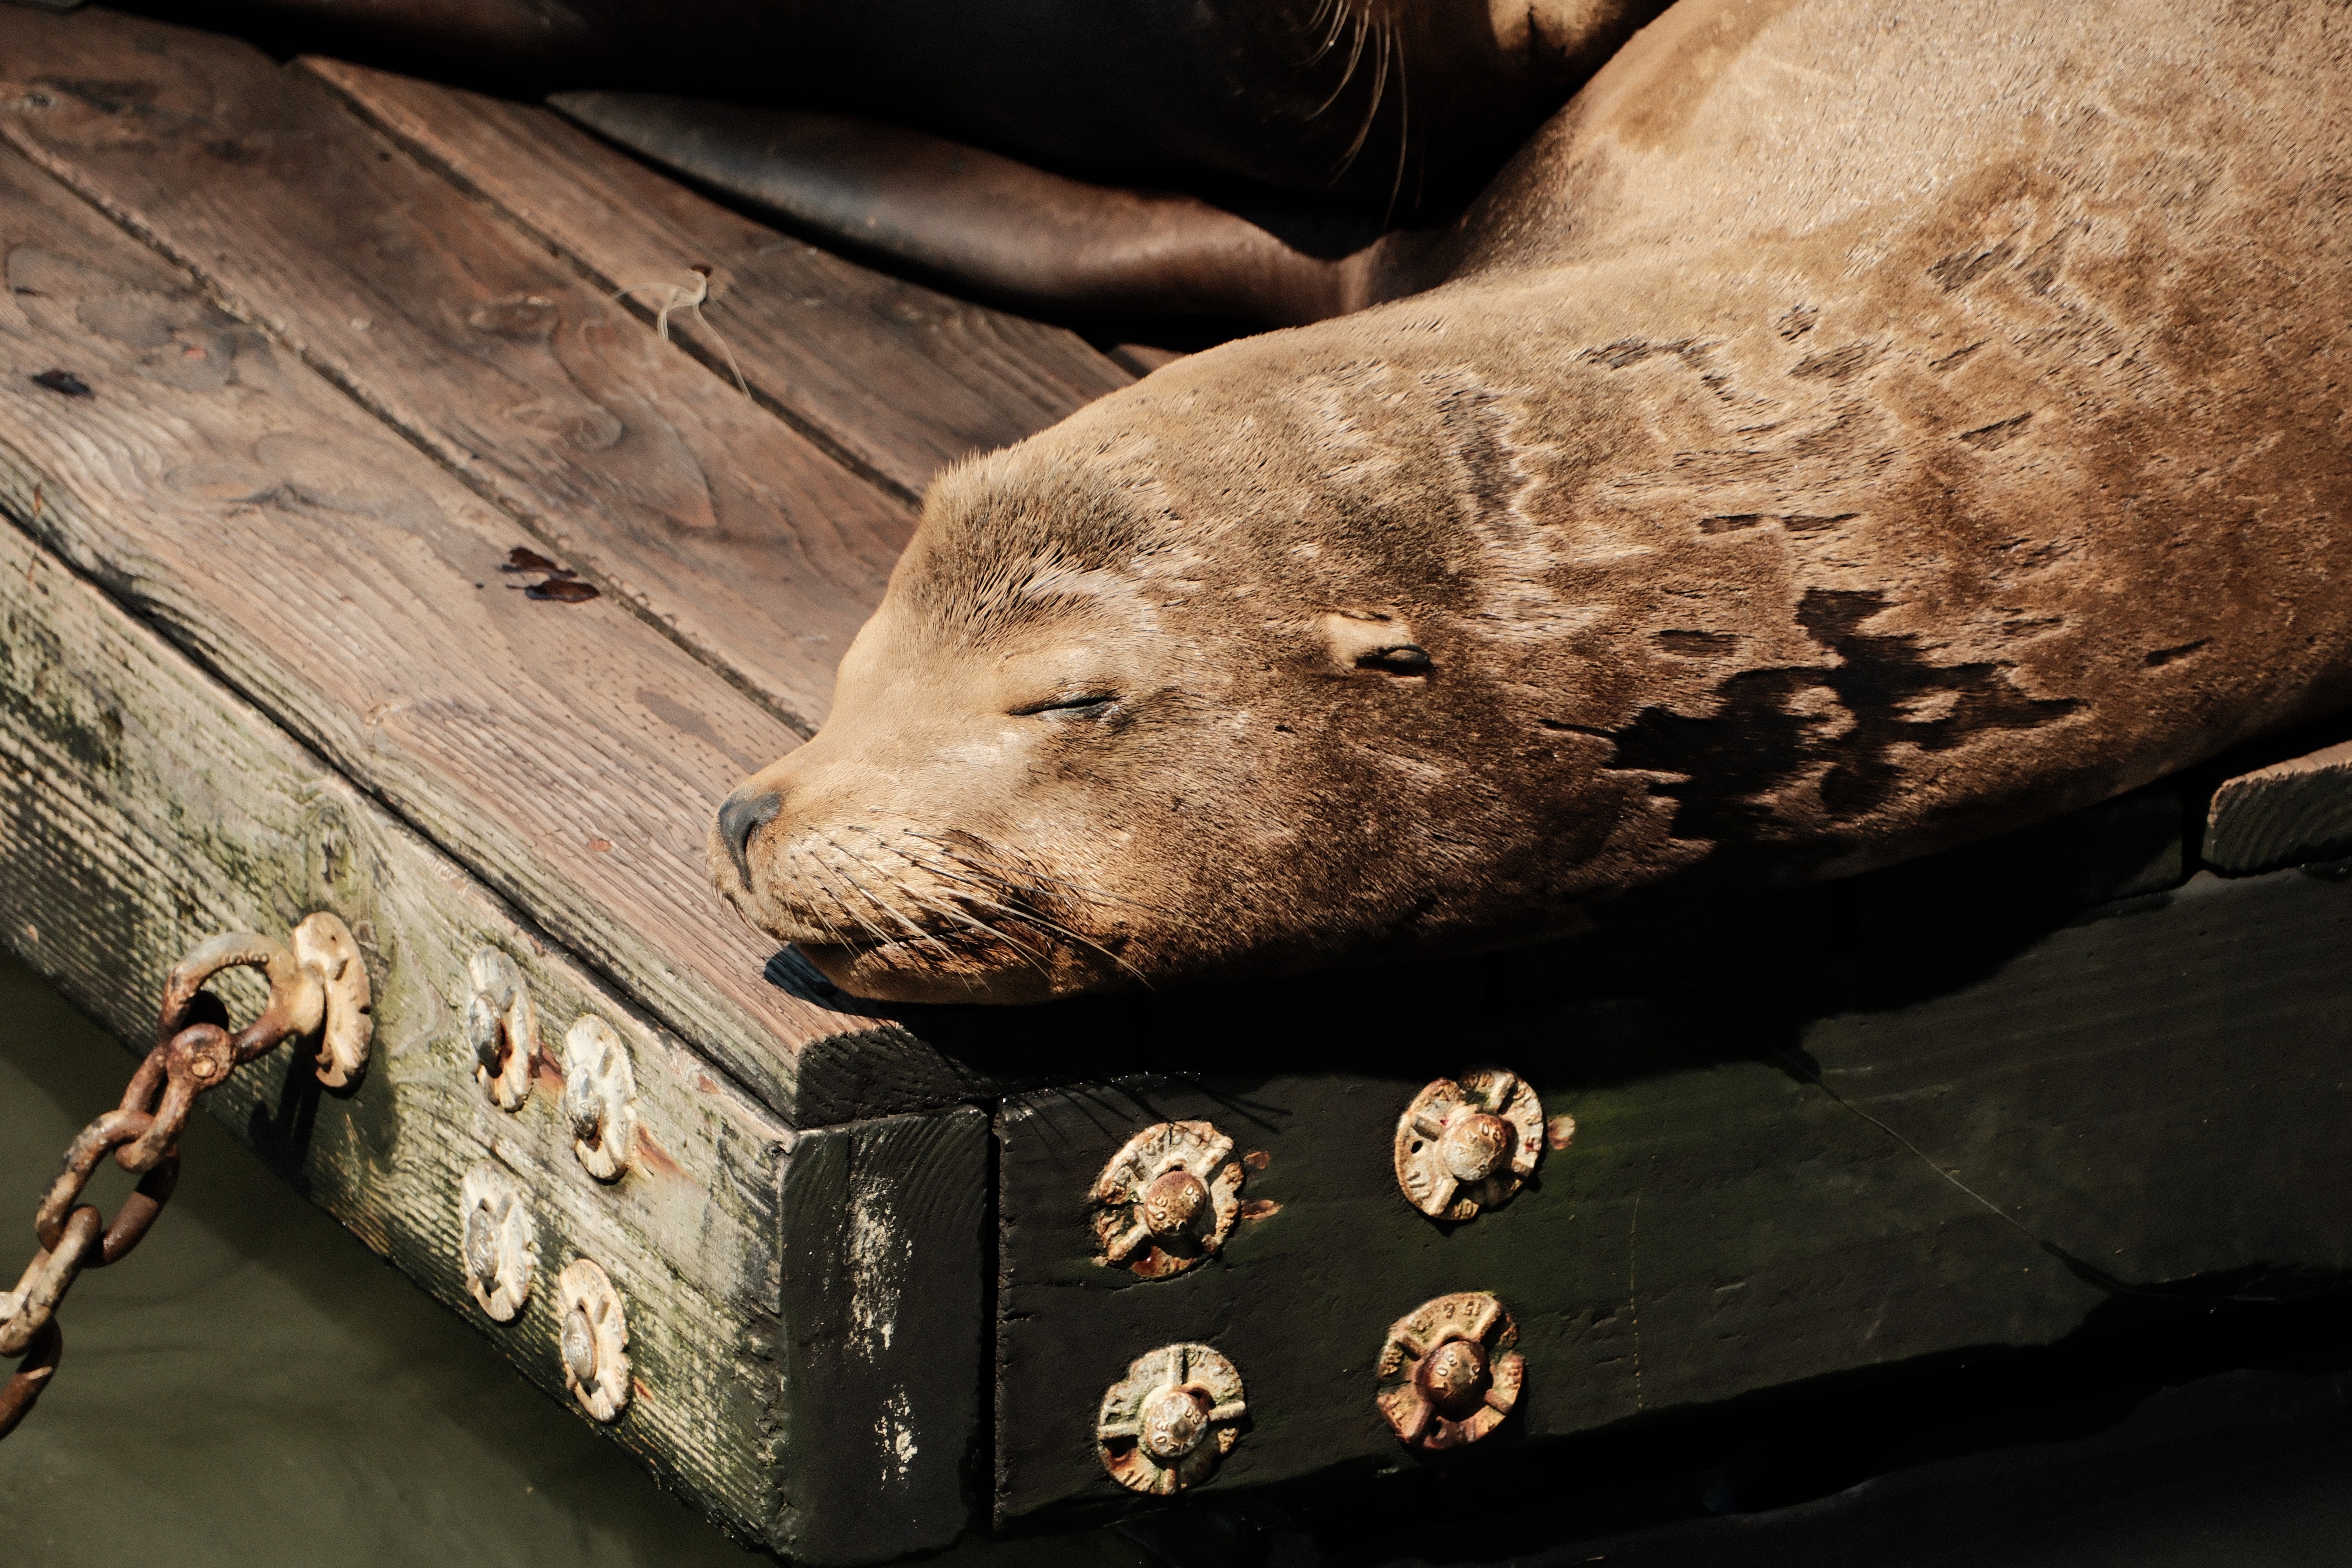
715 0 2352 1003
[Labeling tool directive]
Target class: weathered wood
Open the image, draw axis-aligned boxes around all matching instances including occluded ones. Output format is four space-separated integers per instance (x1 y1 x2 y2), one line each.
995 861 2352 1522
0 118 1075 1122
0 129 825 1107
2205 737 2352 876
0 499 988 1557
1805 867 2352 1287
773 1107 989 1563
0 5 909 737
298 57 1132 500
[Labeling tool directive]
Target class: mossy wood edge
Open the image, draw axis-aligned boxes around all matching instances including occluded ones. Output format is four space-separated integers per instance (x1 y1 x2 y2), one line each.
0 483 987 1561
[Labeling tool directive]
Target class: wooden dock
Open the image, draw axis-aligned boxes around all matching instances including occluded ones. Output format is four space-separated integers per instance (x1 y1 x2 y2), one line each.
2 7 2348 1562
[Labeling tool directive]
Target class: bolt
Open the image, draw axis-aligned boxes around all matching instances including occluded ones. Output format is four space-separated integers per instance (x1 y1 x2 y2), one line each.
560 1018 636 1181
1138 1384 1211 1462
474 1014 512 1079
561 1305 598 1386
463 1205 499 1289
1092 1121 1247 1277
1139 1169 1209 1241
1098 1343 1247 1492
189 1056 218 1081
1416 1338 1490 1419
1439 1112 1512 1184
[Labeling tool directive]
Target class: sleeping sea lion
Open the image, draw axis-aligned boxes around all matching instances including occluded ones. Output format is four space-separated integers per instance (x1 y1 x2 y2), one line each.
711 0 2352 1005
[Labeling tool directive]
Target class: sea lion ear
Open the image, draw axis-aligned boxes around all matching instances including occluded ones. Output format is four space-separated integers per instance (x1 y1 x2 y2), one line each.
1318 611 1432 676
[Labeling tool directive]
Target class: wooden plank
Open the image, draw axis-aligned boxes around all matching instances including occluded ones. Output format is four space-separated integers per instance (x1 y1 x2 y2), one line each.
1806 867 2352 1287
0 130 986 1121
995 1064 2071 1522
2205 737 2352 876
0 5 907 737
298 57 1132 501
773 1107 989 1563
0 495 990 1557
995 862 2352 1521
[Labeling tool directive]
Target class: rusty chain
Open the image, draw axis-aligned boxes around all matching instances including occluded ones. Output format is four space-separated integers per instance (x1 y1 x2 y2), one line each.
0 914 370 1441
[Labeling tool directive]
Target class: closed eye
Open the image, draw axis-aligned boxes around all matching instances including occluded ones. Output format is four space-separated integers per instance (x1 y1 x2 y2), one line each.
1009 692 1118 717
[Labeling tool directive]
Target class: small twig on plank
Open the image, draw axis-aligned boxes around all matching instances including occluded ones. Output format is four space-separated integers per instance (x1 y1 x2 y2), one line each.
614 265 750 398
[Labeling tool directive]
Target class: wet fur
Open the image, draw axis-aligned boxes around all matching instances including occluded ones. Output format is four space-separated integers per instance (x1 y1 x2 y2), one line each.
719 0 2352 1002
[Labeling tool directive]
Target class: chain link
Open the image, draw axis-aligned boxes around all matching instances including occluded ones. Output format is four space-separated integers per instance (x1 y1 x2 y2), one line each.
0 914 370 1440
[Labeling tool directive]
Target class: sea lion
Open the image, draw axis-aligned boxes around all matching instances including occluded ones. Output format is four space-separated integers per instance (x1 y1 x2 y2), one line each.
712 0 2352 1006
185 0 1662 223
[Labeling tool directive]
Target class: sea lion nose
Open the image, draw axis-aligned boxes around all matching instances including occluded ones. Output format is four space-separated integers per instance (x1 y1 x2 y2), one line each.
716 789 782 889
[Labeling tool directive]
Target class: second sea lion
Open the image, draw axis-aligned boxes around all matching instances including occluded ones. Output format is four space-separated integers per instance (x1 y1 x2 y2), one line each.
184 0 1661 223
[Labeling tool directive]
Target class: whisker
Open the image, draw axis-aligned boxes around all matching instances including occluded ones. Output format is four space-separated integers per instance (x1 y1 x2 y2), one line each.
1384 30 1411 226
783 840 982 981
872 844 1152 987
1307 0 1353 68
824 837 1060 982
896 829 1178 917
819 853 976 974
1309 7 1371 122
806 848 897 948
834 831 1154 986
1333 16 1393 181
782 842 853 949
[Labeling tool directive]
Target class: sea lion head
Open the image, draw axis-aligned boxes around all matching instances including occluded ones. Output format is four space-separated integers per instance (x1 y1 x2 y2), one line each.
709 325 1690 1004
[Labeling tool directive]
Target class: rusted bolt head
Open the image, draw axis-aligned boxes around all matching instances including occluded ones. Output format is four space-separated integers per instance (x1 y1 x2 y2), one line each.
1376 1292 1523 1451
1416 1338 1490 1419
555 1257 631 1422
1092 1121 1251 1278
1139 1384 1212 1461
558 1016 637 1182
1394 1068 1546 1221
463 949 536 1112
1140 1169 1209 1241
561 1305 597 1384
1439 1112 1511 1184
166 1025 236 1089
1097 1343 1247 1494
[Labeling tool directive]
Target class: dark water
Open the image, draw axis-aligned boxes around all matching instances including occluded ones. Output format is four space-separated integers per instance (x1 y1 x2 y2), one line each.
4 949 2350 1567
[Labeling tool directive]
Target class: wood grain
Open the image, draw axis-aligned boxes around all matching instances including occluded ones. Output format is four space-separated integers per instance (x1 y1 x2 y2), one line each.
299 57 1132 501
0 498 992 1555
773 1106 989 1563
2205 737 2352 876
0 129 938 1118
996 863 2352 1520
0 5 914 737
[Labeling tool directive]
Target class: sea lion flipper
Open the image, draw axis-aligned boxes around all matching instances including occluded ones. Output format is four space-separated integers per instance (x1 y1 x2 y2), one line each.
550 91 1416 327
